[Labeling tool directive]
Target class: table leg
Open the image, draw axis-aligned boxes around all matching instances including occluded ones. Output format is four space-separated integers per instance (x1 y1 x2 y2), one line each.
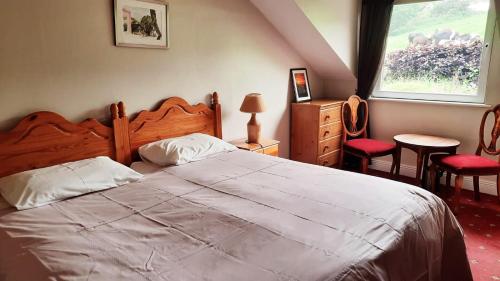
436 169 445 193
435 169 444 193
421 153 430 189
416 149 423 185
451 147 458 155
395 143 402 179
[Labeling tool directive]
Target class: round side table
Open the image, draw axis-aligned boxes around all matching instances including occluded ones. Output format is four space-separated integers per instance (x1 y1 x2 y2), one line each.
393 134 460 188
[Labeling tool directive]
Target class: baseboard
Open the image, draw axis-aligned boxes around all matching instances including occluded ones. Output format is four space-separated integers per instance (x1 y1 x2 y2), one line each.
369 159 498 196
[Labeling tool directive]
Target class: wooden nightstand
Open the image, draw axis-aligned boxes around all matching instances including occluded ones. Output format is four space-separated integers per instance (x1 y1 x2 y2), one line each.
229 138 280 156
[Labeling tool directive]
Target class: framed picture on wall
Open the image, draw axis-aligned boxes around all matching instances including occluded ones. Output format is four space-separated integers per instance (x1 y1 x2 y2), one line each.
114 0 169 49
290 68 312 102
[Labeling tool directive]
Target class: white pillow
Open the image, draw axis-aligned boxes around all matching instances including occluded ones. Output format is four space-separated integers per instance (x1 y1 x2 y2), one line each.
0 156 143 210
138 133 237 166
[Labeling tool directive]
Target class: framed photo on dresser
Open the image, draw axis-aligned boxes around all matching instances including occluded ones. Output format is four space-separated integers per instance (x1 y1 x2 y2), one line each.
290 68 312 102
114 0 169 49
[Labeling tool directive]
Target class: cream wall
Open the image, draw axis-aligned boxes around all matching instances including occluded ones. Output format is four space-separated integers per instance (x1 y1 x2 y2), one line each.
250 0 356 82
295 0 359 73
296 0 360 98
0 0 324 158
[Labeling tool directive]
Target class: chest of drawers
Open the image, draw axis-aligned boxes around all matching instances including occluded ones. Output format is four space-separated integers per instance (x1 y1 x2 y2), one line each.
290 99 343 167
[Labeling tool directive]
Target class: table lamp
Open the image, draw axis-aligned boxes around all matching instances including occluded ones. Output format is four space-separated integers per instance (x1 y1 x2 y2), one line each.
240 93 266 143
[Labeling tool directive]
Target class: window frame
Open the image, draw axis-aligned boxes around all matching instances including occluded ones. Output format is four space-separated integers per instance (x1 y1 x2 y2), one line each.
371 0 496 104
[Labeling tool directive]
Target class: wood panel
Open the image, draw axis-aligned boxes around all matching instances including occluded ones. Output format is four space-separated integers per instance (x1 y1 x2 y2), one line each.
117 93 223 164
0 112 117 177
290 104 320 164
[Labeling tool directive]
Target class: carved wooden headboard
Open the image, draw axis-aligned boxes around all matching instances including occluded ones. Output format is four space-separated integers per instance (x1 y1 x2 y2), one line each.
113 92 223 164
0 112 120 178
0 92 222 176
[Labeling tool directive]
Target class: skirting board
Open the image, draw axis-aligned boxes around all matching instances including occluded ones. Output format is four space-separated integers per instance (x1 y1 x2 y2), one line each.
369 159 498 196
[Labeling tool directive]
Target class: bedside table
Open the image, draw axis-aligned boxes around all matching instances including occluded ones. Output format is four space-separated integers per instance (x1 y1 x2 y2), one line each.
229 138 280 156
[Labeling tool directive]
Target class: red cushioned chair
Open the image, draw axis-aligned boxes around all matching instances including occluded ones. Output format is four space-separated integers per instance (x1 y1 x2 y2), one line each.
339 95 397 174
430 104 500 213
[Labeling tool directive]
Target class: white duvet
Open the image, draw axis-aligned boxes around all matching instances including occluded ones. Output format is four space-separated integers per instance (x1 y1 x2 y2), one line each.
0 150 471 281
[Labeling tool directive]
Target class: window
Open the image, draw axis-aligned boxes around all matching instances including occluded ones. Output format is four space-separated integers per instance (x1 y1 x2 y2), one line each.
372 0 495 103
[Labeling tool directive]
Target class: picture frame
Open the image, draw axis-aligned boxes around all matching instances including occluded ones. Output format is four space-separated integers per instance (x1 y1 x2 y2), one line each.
114 0 169 49
290 68 312 102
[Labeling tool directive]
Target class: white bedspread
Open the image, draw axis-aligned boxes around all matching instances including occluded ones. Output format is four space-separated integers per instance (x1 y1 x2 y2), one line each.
0 150 471 280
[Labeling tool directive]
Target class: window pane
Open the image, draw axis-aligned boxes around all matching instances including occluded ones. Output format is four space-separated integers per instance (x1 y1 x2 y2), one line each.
380 0 490 95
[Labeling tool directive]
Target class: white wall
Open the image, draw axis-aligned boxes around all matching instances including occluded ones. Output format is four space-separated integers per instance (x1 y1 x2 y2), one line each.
250 0 359 98
295 0 359 73
296 0 360 98
0 0 324 158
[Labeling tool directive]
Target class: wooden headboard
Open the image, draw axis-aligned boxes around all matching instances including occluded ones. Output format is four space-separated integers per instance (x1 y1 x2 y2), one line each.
0 92 222 176
0 112 120 178
114 92 222 164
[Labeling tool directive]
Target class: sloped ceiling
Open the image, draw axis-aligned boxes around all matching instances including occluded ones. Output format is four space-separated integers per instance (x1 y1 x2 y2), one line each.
250 0 358 82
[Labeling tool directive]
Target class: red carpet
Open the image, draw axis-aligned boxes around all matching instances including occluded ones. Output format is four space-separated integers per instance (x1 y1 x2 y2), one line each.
444 190 500 281
367 170 500 280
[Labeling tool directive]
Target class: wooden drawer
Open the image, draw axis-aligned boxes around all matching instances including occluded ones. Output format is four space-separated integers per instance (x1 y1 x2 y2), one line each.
319 106 341 125
319 121 342 141
317 150 340 167
318 135 341 156
263 145 279 156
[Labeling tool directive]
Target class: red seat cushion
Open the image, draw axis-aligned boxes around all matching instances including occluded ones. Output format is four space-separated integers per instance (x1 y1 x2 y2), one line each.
430 154 500 174
344 138 396 157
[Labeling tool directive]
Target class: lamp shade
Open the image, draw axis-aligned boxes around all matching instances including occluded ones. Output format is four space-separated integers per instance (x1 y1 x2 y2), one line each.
240 93 266 113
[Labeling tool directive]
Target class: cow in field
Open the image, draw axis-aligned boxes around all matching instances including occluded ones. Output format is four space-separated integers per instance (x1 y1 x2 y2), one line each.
408 32 431 47
432 28 457 44
455 33 481 44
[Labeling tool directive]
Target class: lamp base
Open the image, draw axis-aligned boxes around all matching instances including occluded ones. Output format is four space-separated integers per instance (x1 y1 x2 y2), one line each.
247 113 261 144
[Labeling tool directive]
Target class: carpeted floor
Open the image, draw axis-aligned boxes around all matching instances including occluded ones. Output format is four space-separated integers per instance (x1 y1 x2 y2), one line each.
368 170 500 281
446 190 500 281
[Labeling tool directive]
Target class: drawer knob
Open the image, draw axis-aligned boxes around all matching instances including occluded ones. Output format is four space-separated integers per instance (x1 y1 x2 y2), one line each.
323 131 330 137
324 115 330 121
323 146 329 152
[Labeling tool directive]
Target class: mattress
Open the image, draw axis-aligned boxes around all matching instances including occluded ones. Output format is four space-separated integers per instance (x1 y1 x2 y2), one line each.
0 150 471 280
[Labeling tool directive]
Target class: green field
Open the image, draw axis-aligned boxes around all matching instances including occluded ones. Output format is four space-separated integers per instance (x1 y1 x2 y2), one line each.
386 13 488 52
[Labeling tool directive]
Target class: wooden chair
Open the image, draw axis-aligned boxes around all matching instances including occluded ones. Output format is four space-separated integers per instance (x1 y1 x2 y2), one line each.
339 95 397 174
430 104 500 213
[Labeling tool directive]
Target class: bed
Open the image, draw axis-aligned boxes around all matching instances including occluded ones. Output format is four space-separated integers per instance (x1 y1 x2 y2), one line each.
0 93 472 281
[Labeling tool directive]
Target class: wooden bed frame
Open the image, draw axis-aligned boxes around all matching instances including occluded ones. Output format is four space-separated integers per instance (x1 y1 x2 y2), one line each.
0 112 120 178
0 92 222 177
113 92 222 164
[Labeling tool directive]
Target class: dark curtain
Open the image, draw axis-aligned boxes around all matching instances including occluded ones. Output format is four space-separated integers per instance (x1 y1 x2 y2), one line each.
345 0 394 171
357 0 395 100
